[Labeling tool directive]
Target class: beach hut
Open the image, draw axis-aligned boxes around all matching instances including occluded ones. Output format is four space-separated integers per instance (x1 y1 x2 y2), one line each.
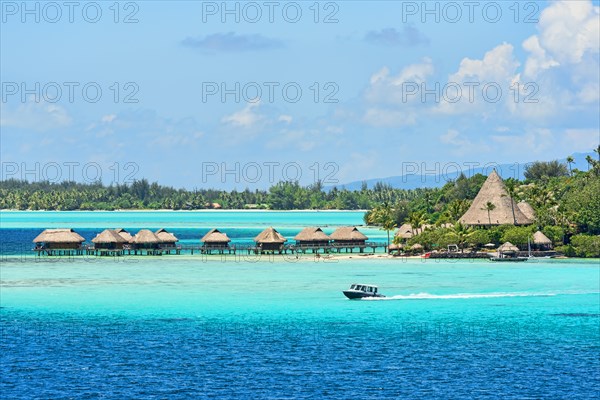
91 229 127 251
33 229 85 252
387 243 403 254
498 242 519 255
395 224 415 240
410 243 424 254
254 227 287 253
114 228 133 242
201 228 232 254
294 227 331 249
533 231 553 250
459 170 533 226
131 229 161 253
329 227 368 251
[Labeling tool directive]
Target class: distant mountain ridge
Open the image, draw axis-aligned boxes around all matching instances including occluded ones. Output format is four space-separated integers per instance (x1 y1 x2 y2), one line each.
330 152 596 191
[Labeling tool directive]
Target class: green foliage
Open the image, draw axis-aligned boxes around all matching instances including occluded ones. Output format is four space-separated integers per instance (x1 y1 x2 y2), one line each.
524 160 569 182
568 234 600 258
500 226 534 247
541 225 564 245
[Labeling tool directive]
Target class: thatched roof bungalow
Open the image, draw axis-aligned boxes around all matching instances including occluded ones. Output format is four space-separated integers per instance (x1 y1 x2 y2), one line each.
33 229 85 249
533 230 553 249
294 227 330 247
498 242 519 253
92 229 128 249
517 201 536 222
330 226 368 246
155 228 178 247
254 227 287 252
132 229 161 249
114 228 133 242
459 170 533 226
201 228 231 248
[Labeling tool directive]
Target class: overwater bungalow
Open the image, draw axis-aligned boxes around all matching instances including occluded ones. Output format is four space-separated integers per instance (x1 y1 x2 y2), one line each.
115 228 133 242
294 227 330 252
155 228 179 253
460 170 533 226
254 227 287 254
533 231 553 250
91 229 128 255
33 229 85 256
330 226 368 252
201 228 233 254
131 229 162 255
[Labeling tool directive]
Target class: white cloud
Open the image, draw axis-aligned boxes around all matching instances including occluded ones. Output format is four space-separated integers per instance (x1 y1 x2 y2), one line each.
0 99 72 132
278 115 293 124
221 102 264 128
365 58 434 105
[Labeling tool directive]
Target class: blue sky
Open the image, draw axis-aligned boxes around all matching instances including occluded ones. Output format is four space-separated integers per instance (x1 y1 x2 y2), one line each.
1 1 599 189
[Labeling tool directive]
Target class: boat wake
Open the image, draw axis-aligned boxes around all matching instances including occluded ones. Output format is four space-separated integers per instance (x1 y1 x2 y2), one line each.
362 291 599 301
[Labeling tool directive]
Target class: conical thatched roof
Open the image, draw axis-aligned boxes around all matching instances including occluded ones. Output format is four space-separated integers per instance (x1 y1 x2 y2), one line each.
395 224 414 239
33 229 85 243
498 242 519 252
115 228 133 242
459 170 533 226
201 228 231 243
533 231 552 245
92 229 128 244
155 228 178 243
329 226 368 241
132 229 161 244
517 201 536 221
254 227 287 244
294 227 331 242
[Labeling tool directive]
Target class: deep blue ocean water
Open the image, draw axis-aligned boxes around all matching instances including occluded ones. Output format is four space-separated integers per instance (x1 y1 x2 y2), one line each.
1 212 599 398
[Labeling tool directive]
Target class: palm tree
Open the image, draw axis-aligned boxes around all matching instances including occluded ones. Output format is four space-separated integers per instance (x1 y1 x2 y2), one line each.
566 156 574 176
450 222 473 252
408 211 428 236
481 201 496 226
503 179 518 225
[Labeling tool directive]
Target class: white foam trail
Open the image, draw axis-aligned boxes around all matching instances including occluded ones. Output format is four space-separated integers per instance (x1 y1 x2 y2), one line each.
362 291 599 301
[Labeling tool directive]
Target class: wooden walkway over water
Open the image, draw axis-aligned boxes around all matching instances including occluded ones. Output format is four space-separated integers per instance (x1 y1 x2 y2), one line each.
34 242 389 257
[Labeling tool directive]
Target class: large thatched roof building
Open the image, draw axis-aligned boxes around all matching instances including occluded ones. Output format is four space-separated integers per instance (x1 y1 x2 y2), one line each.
255 227 287 251
92 229 128 249
517 201 536 222
294 227 330 246
459 170 533 226
330 226 368 246
33 229 85 249
201 228 231 248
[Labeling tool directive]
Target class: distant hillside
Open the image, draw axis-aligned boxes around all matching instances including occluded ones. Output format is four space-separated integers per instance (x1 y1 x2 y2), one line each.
330 152 595 191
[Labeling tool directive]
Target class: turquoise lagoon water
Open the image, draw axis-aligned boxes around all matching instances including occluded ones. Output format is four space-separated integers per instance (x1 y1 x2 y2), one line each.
1 212 599 398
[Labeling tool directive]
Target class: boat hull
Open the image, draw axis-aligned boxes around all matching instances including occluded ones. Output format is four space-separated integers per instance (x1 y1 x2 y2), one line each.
489 257 528 262
343 290 385 300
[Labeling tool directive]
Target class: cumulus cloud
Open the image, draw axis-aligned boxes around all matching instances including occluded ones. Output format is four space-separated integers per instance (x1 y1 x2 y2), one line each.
221 102 264 128
0 99 72 132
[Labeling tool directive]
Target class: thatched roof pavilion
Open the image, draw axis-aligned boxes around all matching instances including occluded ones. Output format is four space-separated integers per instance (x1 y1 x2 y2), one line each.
459 170 533 226
395 224 415 239
517 201 536 222
201 228 231 247
294 227 331 246
498 242 519 253
33 229 85 249
533 231 552 249
115 228 133 242
155 228 178 244
330 226 368 246
92 229 127 249
132 229 161 248
254 227 287 251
